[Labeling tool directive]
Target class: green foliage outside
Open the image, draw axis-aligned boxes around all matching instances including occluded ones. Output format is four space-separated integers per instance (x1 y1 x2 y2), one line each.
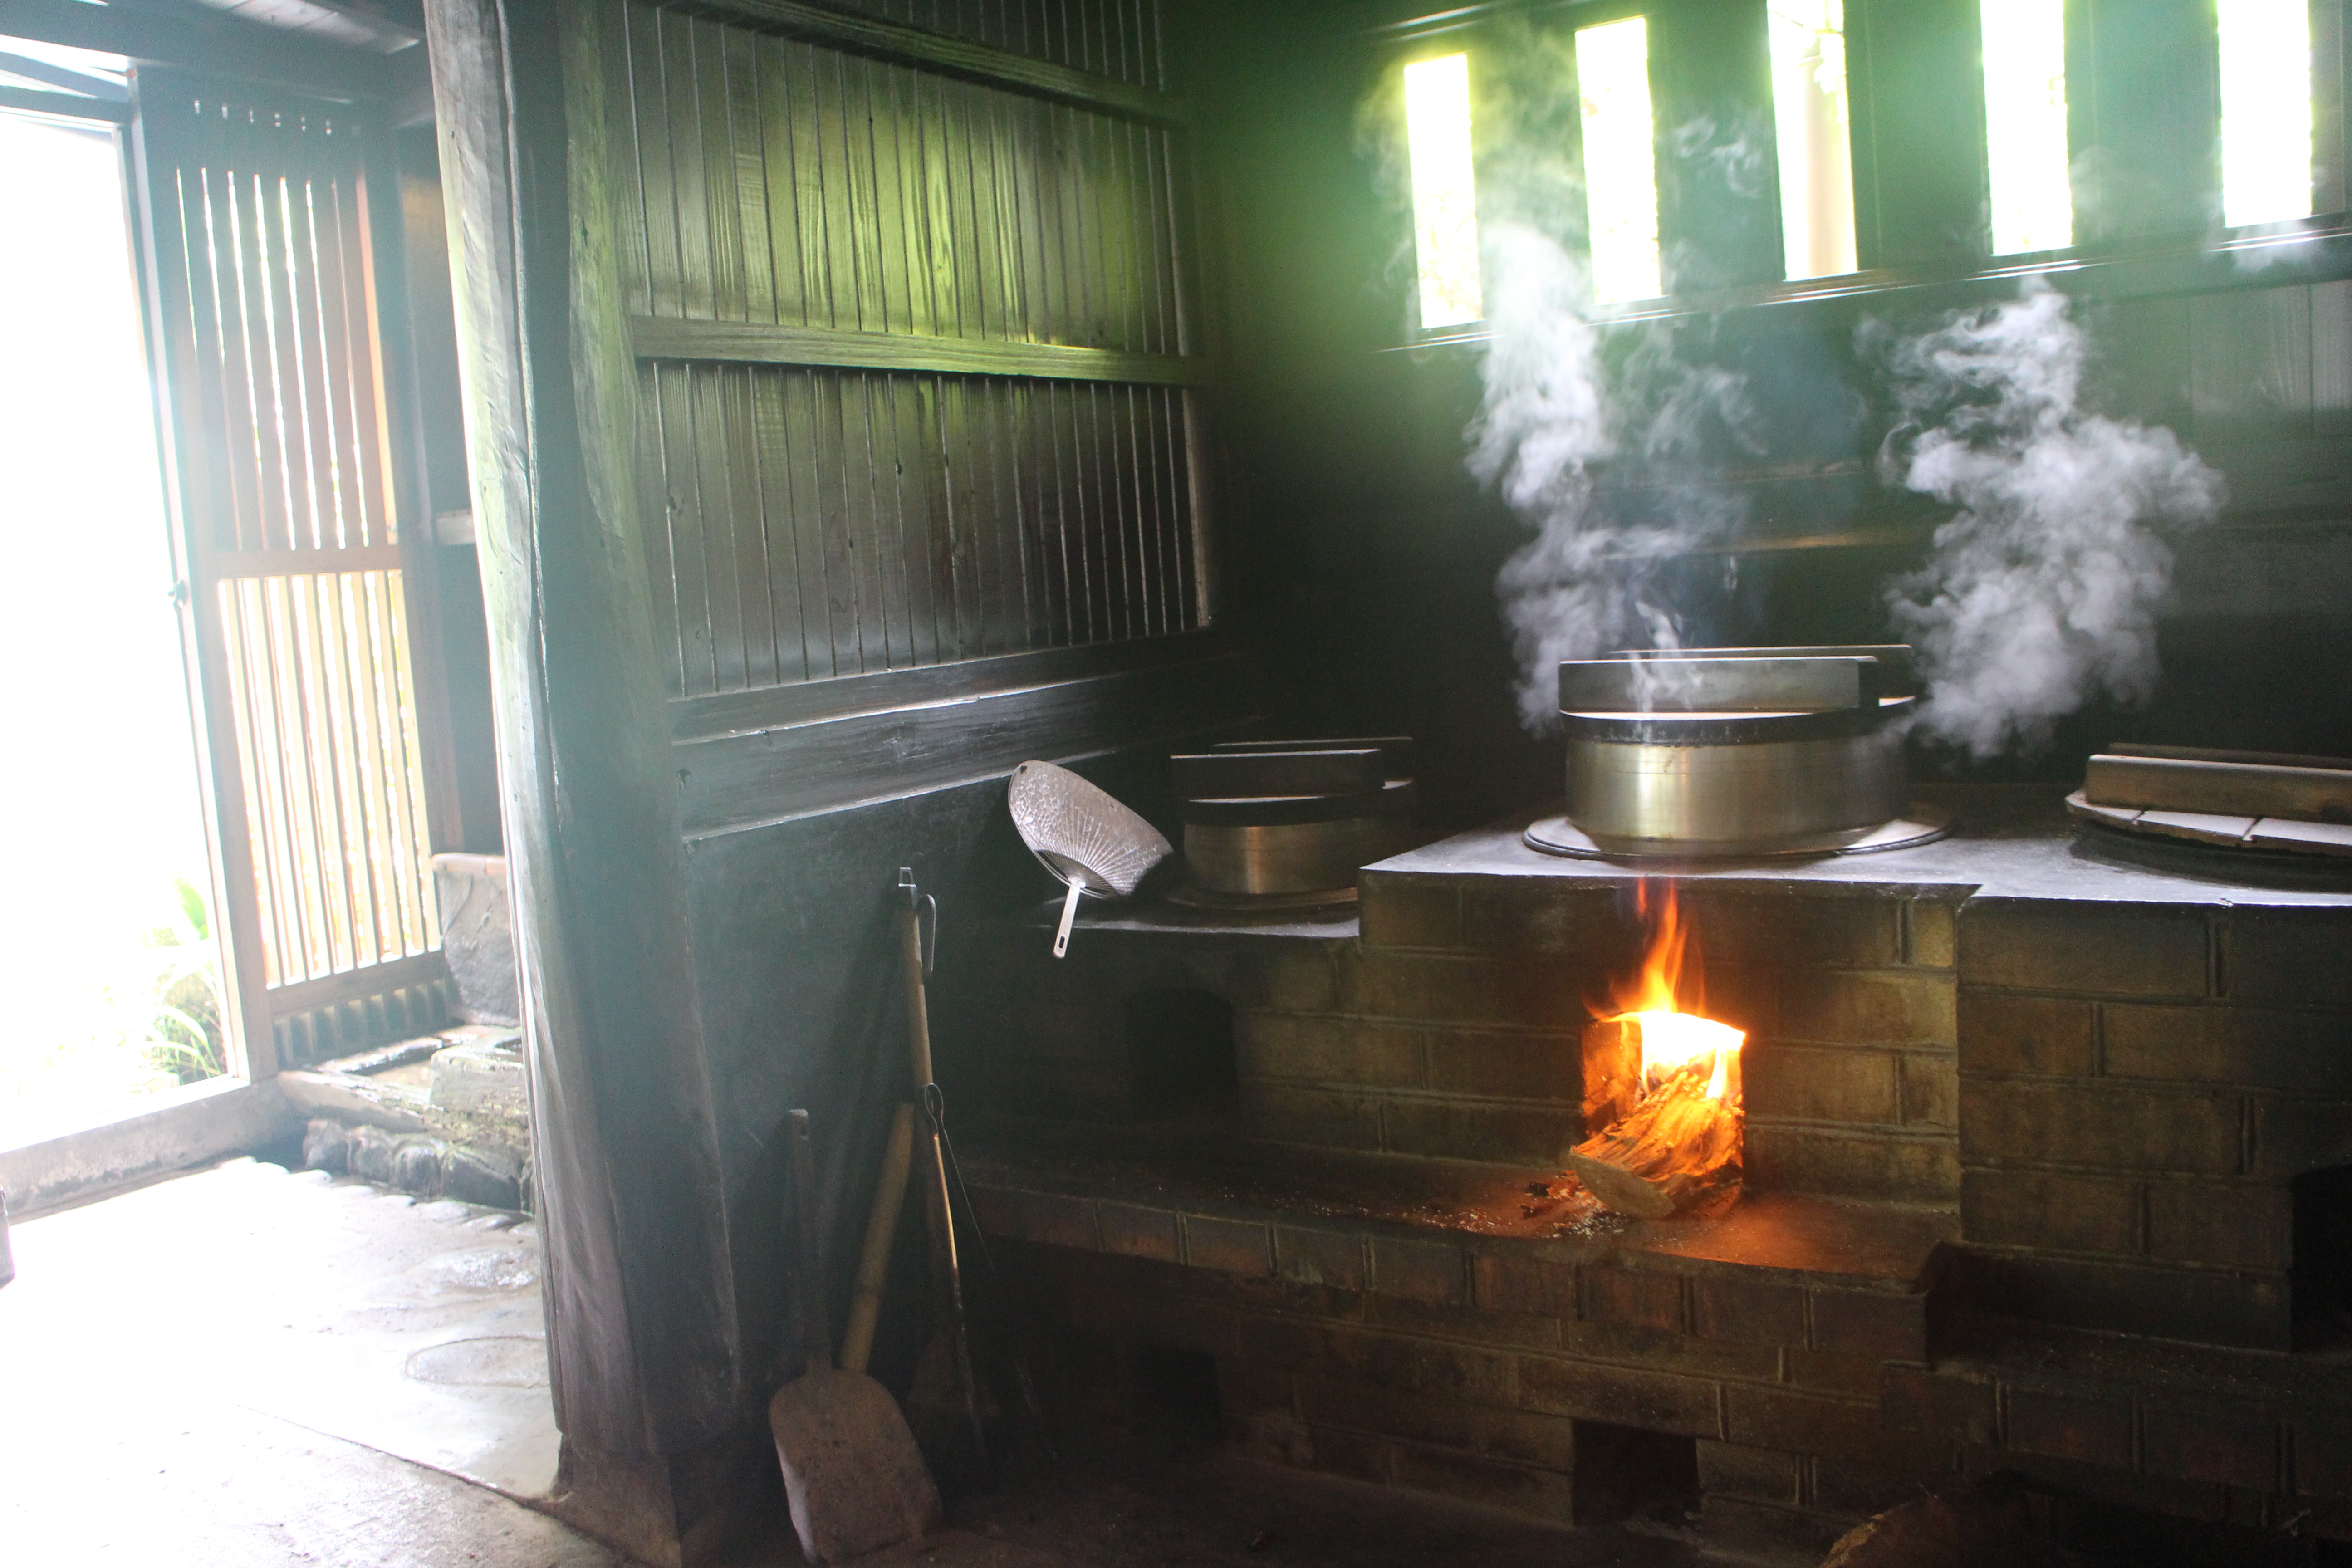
0 875 229 1148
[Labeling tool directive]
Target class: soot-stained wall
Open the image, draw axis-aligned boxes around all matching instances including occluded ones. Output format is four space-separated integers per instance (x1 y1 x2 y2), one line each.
1190 0 2352 824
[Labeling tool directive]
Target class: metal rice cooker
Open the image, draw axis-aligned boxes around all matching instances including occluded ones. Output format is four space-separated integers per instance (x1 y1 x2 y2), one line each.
1553 646 1916 856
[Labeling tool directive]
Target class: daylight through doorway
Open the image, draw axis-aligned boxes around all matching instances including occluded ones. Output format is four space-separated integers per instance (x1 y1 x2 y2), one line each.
0 98 225 1147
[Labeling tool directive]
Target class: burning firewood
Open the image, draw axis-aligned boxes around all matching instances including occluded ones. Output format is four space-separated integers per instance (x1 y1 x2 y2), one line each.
1563 888 1747 1220
1565 1021 1743 1220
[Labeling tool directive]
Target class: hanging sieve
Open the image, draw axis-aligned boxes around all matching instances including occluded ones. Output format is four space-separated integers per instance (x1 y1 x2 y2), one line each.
1006 760 1171 957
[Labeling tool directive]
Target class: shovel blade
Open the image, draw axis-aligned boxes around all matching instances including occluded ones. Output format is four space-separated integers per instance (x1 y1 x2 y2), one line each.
769 1367 941 1563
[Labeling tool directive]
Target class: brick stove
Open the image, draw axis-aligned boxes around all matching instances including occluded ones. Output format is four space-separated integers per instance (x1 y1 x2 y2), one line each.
958 785 2352 1557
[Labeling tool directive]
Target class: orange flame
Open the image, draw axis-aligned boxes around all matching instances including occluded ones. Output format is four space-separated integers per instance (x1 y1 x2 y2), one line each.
1599 883 1744 1100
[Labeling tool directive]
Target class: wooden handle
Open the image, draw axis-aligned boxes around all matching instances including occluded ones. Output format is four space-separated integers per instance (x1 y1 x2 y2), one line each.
786 1109 829 1368
839 1102 915 1375
898 903 935 1089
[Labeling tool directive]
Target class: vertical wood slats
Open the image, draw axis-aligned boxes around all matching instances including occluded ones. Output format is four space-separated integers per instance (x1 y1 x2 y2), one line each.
747 0 1165 90
617 2 1184 354
640 362 1194 695
614 0 1201 702
142 81 441 993
218 573 437 986
152 87 395 554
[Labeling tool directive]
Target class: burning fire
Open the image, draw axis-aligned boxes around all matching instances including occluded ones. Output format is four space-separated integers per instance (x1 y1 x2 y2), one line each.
1601 885 1744 1101
1565 884 1747 1220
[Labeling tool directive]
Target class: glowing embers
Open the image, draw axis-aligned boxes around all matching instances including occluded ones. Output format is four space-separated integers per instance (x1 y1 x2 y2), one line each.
2219 0 2314 228
1767 0 1857 279
1403 53 1484 329
1575 16 1663 304
1564 887 1745 1219
1979 0 2073 255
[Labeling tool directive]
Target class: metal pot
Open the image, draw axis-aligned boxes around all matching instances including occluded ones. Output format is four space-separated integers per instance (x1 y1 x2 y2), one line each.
1554 647 1916 856
1182 780 1418 895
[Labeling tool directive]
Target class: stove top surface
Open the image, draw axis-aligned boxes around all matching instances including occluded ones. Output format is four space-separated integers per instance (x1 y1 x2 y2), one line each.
1375 784 2352 908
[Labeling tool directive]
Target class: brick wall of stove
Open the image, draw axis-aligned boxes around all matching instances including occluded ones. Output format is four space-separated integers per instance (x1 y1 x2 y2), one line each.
976 877 1969 1207
964 878 2352 1553
1954 901 2352 1351
1334 874 1966 1204
980 1221 1942 1558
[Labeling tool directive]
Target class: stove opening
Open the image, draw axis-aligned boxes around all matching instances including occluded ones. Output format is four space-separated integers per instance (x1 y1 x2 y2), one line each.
1126 1343 1222 1450
2294 1164 2352 1349
1571 1421 1698 1528
1125 988 1238 1119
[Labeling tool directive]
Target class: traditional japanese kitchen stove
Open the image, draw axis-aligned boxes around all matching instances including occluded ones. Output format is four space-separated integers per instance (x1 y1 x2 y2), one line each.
958 727 2352 1558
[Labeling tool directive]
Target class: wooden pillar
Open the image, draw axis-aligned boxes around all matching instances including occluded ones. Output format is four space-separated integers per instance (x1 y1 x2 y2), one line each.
419 0 750 1559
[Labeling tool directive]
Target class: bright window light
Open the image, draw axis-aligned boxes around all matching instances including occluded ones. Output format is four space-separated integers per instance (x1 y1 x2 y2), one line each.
2219 0 2314 227
1404 53 1483 329
1768 0 1858 279
1576 16 1663 304
1979 0 2073 254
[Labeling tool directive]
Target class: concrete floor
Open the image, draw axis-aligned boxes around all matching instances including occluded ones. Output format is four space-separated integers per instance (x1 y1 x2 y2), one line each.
0 1158 1715 1568
0 1157 620 1566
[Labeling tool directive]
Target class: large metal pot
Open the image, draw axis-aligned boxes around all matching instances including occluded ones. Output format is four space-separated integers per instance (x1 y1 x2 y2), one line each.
1183 786 1419 895
1552 647 1917 856
1173 741 1416 897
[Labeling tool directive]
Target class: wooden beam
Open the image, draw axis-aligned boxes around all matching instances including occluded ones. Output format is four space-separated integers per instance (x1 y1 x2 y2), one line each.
0 47 128 98
675 0 1188 124
0 83 127 122
0 1078 300 1218
629 315 1206 387
0 0 406 97
423 0 741 1476
265 949 451 1019
674 651 1257 838
668 631 1228 743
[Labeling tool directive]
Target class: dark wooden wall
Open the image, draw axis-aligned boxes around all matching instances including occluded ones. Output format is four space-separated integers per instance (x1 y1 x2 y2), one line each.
423 0 1254 1557
608 0 1206 691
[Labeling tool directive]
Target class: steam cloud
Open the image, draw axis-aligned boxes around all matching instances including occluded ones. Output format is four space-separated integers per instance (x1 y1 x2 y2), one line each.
1875 282 2226 757
1472 261 2222 752
1475 226 1758 732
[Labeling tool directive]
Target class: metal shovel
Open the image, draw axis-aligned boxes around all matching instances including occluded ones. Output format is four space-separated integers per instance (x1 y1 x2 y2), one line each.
767 1109 941 1563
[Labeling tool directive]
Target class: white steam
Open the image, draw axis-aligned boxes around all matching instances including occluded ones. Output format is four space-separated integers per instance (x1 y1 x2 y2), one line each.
1671 112 1770 201
1475 226 1757 732
1877 282 2227 758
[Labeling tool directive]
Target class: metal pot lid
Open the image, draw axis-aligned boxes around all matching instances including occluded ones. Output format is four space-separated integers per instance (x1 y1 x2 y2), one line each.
1211 735 1417 774
1180 777 1417 826
1172 747 1386 800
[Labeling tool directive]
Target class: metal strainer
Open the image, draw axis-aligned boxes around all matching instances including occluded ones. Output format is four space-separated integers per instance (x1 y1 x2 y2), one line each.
1006 760 1171 957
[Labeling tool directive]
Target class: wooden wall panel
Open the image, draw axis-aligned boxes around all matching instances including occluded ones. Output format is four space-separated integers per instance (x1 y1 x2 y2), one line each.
639 359 1195 694
616 4 1184 353
612 0 1203 704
